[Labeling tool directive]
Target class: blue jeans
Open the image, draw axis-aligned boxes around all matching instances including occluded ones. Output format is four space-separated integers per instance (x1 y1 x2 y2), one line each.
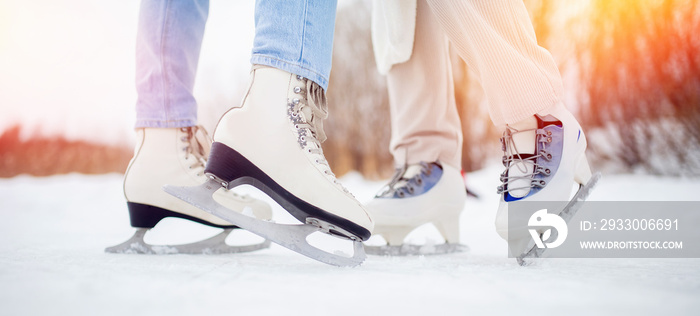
135 0 337 128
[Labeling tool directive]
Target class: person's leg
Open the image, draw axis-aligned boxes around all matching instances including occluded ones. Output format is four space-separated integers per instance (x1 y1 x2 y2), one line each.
110 0 272 254
249 0 336 90
386 0 462 169
207 0 373 258
424 0 593 257
134 0 207 128
364 0 466 252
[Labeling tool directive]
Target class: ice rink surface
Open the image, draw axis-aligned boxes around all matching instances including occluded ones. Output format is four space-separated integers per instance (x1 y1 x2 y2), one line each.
1 166 699 315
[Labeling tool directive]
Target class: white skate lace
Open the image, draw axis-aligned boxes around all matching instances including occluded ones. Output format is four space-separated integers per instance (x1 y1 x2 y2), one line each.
376 162 433 198
289 76 354 198
180 126 248 199
497 125 554 195
181 126 210 173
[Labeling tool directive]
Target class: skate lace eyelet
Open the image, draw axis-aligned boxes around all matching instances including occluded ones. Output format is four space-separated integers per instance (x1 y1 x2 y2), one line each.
545 168 551 175
540 180 546 185
295 124 299 129
293 98 300 105
416 177 423 185
547 131 552 136
398 191 405 198
547 154 553 160
547 137 552 143
300 136 305 141
294 86 302 93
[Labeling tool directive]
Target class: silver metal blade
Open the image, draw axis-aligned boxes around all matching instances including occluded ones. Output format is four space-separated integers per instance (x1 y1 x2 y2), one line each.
105 228 271 255
164 179 366 267
517 172 602 266
364 242 468 256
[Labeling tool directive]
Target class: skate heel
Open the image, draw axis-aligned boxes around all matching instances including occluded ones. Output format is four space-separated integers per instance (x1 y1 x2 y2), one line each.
377 226 413 246
127 202 237 229
127 202 164 228
204 142 253 188
434 213 461 244
573 155 592 185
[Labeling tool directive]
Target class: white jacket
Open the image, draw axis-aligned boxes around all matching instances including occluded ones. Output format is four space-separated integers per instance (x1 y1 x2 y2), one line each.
371 0 417 75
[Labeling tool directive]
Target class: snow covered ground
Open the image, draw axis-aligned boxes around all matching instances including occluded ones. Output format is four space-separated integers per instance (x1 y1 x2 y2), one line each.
1 166 699 315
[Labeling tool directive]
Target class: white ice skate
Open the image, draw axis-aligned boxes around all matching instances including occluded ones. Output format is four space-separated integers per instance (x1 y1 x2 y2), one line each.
364 161 468 256
165 67 373 267
495 103 601 265
106 126 272 254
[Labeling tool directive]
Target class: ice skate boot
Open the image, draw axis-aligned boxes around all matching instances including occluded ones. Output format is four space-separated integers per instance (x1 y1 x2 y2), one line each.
106 126 272 254
364 161 468 256
165 67 373 266
495 103 601 265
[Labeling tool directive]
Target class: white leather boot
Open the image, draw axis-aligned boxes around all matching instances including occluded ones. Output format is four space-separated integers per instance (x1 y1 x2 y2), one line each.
207 66 374 242
106 126 272 254
495 103 594 257
364 161 467 255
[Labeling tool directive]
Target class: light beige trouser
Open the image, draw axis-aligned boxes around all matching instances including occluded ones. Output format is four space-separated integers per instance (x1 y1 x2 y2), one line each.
386 0 463 168
387 0 565 168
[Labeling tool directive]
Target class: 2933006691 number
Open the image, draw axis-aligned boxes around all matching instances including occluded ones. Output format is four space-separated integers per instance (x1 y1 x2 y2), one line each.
600 218 678 231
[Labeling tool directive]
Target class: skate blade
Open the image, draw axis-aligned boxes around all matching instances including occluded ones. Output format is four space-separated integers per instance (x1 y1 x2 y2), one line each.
105 228 271 255
517 172 602 266
164 179 366 267
364 243 469 256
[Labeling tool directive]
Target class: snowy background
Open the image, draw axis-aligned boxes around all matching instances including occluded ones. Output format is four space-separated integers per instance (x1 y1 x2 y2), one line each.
1 0 700 315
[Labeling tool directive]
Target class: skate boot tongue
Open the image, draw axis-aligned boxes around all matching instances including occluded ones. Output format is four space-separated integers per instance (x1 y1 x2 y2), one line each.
298 79 328 142
183 126 212 165
376 162 441 198
391 164 425 192
403 164 425 178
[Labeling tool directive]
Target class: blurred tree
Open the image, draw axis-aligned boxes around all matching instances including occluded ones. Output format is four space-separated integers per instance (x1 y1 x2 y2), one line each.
574 0 700 175
326 0 393 179
0 125 132 177
524 0 554 48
